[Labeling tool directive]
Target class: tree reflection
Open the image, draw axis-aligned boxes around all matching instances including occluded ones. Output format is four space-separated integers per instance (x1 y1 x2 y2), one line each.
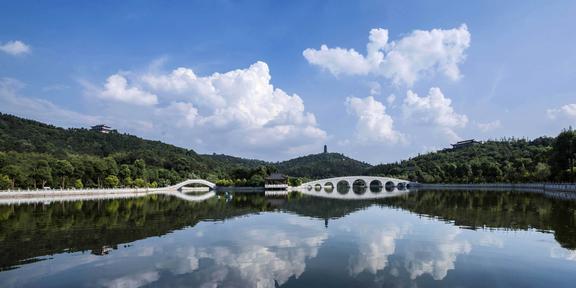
0 189 575 275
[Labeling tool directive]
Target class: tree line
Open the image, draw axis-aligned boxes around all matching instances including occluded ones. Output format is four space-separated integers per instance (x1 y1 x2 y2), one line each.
1 112 575 188
367 128 576 183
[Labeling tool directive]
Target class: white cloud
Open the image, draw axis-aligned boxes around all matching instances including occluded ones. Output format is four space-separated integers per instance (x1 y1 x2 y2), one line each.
303 45 371 76
0 40 31 56
85 61 326 159
402 87 468 141
399 229 471 280
547 104 576 120
347 223 409 276
99 74 158 106
368 81 381 96
478 234 504 248
346 96 405 144
476 120 501 132
137 214 327 288
336 207 471 284
304 25 470 86
550 247 576 261
102 271 160 288
0 78 99 127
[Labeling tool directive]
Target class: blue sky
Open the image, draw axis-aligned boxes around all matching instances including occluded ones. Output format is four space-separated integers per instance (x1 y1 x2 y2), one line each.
1 0 575 163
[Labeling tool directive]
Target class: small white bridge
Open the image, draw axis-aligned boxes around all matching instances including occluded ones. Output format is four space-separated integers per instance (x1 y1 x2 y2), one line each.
0 179 217 205
297 176 412 200
161 179 216 191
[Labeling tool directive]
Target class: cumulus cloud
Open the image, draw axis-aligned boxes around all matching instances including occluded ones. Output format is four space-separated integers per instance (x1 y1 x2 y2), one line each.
85 61 326 159
98 74 158 106
121 214 327 288
346 96 405 144
547 104 576 120
336 207 472 284
402 87 468 141
303 25 470 85
399 229 471 280
476 120 501 132
0 40 31 56
347 223 409 276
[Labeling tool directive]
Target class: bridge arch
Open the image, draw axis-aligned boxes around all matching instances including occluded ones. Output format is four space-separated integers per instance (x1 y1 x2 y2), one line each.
165 179 216 191
298 176 412 200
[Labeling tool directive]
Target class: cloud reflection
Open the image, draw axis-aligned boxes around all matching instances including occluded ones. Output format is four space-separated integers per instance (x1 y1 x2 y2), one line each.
338 208 471 281
125 214 327 288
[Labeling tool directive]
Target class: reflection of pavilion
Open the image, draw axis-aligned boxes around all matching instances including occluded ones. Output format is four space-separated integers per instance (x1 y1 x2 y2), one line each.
91 245 116 256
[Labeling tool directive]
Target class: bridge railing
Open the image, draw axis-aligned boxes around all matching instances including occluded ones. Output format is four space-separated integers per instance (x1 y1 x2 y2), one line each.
415 182 576 192
0 179 217 195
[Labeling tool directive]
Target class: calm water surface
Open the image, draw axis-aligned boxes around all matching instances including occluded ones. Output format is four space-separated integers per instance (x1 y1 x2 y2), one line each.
1 190 576 287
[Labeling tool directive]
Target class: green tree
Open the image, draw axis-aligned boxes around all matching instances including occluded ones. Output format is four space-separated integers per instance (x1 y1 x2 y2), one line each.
54 160 74 188
124 176 133 187
455 164 472 182
0 174 11 190
133 159 146 180
288 177 303 187
534 162 551 181
93 159 107 187
134 178 146 188
119 164 131 179
104 175 120 188
550 128 576 181
74 179 84 189
33 160 52 188
2 165 25 188
248 174 265 186
104 157 119 176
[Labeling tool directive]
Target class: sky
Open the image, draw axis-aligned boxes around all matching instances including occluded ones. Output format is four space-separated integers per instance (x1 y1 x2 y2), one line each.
1 0 575 163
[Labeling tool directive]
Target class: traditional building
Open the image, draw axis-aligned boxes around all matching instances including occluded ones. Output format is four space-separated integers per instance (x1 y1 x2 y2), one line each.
264 173 289 196
90 124 113 134
451 139 481 149
265 173 288 188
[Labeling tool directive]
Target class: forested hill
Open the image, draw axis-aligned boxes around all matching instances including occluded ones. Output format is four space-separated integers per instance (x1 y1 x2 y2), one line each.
1 113 574 189
0 112 209 169
275 153 371 178
202 154 268 170
366 135 573 183
0 113 371 189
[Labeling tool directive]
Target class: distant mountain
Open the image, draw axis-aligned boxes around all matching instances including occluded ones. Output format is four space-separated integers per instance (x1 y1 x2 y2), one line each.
202 154 269 170
274 152 371 178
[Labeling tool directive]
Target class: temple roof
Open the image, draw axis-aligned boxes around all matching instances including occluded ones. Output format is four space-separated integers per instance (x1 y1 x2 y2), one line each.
266 173 287 180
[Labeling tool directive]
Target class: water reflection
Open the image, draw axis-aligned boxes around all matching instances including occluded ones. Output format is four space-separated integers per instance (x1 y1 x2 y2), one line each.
333 207 471 281
0 190 576 287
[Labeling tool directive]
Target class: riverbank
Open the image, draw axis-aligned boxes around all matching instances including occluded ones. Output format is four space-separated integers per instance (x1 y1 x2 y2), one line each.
415 183 576 192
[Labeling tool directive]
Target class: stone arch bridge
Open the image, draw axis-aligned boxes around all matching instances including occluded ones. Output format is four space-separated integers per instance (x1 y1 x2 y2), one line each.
298 176 412 200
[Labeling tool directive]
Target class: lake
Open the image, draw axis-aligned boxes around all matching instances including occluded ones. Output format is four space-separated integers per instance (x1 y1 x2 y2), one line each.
1 189 576 287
